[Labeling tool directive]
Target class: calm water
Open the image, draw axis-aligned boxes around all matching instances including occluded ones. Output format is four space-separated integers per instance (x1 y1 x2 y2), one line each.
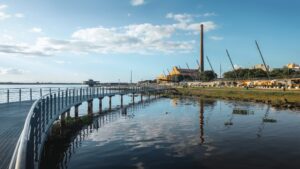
0 84 86 103
42 97 300 169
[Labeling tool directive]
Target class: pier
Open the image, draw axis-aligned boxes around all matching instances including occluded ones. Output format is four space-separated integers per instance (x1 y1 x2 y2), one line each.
0 85 167 169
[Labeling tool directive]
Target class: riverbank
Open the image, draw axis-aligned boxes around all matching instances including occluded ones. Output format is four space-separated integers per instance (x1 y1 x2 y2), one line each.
170 87 300 109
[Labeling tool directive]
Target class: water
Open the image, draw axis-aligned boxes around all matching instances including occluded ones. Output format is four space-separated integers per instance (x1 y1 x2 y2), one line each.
41 97 300 169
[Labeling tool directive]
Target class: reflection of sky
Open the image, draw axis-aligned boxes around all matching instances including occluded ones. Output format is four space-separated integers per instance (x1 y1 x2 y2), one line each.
64 98 300 169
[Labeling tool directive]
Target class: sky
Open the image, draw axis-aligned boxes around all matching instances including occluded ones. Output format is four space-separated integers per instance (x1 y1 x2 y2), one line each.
0 0 299 83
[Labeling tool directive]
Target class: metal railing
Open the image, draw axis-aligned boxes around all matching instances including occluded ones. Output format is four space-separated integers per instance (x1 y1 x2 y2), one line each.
9 85 166 169
0 87 76 104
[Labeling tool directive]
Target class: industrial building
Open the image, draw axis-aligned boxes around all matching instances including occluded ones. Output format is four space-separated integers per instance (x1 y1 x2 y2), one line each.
252 64 271 71
286 63 300 71
157 24 204 83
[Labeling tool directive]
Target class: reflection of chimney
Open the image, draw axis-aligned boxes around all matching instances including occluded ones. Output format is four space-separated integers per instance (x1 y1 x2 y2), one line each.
200 24 204 72
200 99 204 144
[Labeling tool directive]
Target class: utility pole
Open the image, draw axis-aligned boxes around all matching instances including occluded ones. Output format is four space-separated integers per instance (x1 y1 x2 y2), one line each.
226 49 238 80
255 40 270 80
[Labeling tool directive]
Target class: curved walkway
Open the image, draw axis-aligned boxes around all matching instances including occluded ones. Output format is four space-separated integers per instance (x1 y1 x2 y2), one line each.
0 101 34 169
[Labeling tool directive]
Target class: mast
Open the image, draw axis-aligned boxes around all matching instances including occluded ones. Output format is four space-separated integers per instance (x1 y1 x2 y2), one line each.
206 56 215 73
226 49 238 80
186 63 190 70
255 40 270 79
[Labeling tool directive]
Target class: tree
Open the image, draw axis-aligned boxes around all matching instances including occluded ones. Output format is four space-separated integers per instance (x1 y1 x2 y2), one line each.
200 70 217 81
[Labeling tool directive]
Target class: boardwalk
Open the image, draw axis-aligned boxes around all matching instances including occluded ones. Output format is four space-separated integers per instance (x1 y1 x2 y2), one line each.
0 101 34 169
0 86 166 169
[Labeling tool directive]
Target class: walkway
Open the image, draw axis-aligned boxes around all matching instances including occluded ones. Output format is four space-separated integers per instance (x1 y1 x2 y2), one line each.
0 101 34 169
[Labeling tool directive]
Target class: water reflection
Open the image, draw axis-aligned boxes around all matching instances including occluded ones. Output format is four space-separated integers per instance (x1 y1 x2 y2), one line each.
199 99 205 144
40 98 158 169
41 97 300 169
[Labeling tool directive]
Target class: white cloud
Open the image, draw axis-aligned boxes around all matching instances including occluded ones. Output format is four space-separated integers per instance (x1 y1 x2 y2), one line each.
14 13 24 18
131 0 145 6
0 12 217 56
0 4 7 10
0 67 25 75
210 36 223 41
0 4 24 20
54 60 65 64
166 13 193 23
166 13 217 32
30 27 42 33
202 12 216 17
0 11 10 20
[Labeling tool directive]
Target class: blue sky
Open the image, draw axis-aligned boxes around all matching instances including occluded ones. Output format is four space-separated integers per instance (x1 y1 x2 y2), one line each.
0 0 299 82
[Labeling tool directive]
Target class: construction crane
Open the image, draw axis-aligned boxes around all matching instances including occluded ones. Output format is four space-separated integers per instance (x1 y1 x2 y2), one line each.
206 56 217 78
255 40 271 80
163 70 167 77
167 69 171 75
196 59 200 70
186 63 190 70
226 49 238 80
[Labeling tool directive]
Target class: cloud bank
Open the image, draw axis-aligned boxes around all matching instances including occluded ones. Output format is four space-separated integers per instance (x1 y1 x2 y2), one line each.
0 13 218 56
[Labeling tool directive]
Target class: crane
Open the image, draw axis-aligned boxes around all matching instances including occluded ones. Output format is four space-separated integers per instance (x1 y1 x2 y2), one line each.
226 49 238 80
255 40 271 80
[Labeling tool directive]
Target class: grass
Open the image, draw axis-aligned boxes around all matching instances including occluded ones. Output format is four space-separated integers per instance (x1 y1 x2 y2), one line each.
173 87 300 108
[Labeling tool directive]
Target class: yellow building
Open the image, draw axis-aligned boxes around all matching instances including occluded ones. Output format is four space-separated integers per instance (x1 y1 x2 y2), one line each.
157 66 199 83
287 63 300 70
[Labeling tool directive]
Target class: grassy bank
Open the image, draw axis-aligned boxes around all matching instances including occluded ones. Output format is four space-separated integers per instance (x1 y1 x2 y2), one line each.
173 87 300 109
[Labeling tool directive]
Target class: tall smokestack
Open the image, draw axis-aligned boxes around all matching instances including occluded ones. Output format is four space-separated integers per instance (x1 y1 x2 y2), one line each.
200 24 204 72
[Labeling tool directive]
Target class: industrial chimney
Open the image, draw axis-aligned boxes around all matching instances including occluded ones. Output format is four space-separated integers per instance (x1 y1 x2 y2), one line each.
200 24 204 72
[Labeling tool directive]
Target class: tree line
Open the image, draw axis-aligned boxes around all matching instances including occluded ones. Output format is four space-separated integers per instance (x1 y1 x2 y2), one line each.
223 67 300 79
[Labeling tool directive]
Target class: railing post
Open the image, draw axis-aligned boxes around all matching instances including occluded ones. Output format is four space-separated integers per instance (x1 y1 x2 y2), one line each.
50 94 53 119
61 91 64 110
30 88 32 101
40 88 42 98
42 99 45 132
58 91 60 111
7 89 9 103
73 89 75 103
69 89 71 105
65 89 68 106
19 89 21 102
46 96 49 125
80 88 82 100
54 93 57 114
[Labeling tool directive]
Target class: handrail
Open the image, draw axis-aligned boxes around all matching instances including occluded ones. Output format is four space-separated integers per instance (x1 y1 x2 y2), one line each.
9 85 168 169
